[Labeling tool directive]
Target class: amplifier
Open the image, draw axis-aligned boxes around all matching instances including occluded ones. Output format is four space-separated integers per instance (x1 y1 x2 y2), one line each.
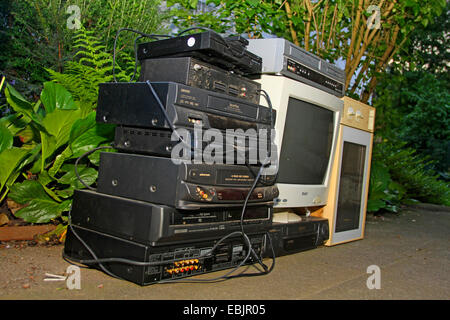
70 189 272 246
139 57 261 104
137 31 262 76
64 224 267 286
97 152 279 210
113 125 273 164
96 82 275 132
247 38 345 97
264 215 329 257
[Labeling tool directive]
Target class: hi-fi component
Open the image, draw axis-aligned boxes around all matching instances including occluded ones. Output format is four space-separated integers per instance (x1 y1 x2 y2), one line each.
139 57 261 104
96 82 275 132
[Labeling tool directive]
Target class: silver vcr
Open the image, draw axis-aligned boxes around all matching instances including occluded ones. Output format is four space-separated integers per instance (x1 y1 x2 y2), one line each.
247 38 345 97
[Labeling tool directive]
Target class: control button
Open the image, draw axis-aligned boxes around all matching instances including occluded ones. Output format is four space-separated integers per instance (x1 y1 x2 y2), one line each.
313 196 322 204
347 107 355 116
355 110 363 119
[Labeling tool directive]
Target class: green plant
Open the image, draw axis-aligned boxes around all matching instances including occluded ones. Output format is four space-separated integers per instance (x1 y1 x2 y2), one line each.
46 28 133 111
0 82 114 224
374 71 449 174
0 0 166 103
167 0 447 102
367 137 450 213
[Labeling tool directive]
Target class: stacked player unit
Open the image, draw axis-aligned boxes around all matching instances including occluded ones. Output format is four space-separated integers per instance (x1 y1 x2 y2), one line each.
63 31 279 285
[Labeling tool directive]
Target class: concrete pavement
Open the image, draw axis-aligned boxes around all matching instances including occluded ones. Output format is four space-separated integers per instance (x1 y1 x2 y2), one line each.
0 204 448 300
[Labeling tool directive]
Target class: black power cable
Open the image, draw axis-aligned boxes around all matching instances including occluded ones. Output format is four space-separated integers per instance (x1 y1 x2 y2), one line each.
74 145 115 191
112 28 173 83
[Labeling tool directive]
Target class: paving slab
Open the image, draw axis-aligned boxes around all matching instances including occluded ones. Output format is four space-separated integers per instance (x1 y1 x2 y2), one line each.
0 204 448 300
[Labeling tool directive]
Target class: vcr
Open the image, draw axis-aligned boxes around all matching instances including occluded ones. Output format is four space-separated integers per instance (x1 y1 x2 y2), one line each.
96 82 275 132
265 216 329 257
139 57 261 104
97 152 279 210
247 38 345 97
70 190 272 246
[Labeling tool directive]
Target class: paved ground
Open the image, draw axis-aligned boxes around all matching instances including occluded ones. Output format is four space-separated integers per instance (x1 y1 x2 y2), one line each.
0 204 449 300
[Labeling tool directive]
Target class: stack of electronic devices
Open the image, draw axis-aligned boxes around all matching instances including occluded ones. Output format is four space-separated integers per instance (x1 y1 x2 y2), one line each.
63 30 280 286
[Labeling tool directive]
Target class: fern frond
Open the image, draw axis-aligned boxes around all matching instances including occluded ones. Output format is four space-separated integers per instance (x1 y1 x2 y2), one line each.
47 27 134 109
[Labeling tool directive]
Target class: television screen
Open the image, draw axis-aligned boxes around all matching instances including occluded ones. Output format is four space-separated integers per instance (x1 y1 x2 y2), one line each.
277 97 334 185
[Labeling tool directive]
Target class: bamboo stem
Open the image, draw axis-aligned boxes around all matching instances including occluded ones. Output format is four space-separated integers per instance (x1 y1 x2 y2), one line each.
284 1 300 46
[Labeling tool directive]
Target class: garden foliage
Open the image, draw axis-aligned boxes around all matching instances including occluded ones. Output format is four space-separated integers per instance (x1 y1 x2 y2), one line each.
0 30 120 224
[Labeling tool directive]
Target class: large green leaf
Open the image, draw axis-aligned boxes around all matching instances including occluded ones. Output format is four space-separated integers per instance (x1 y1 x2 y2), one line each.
40 82 77 113
69 112 96 143
70 122 114 158
8 180 72 223
4 84 45 132
0 122 13 153
58 164 98 189
0 113 29 136
40 108 82 168
14 199 72 224
0 147 30 192
8 180 49 204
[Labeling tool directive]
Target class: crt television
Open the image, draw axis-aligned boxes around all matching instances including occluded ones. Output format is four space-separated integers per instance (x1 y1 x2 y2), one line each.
256 75 343 208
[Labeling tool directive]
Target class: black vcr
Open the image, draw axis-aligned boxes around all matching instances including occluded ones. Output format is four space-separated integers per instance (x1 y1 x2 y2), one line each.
97 152 279 210
265 216 329 257
139 57 261 104
70 190 272 246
